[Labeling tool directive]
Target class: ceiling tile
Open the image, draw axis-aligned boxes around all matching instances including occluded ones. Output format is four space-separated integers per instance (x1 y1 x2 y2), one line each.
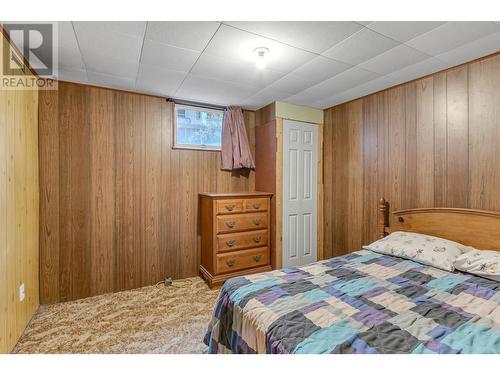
58 22 79 51
84 52 139 78
311 76 398 109
190 53 285 89
224 21 364 54
73 22 146 63
311 76 397 109
58 47 85 70
176 74 260 106
322 28 399 65
135 64 186 97
265 74 316 95
406 21 500 56
284 67 380 105
57 22 84 70
87 71 137 91
140 39 200 72
366 21 445 42
145 21 220 51
291 56 352 83
387 57 449 83
332 75 399 102
435 31 500 66
358 44 429 75
240 87 291 110
54 23 80 70
309 95 344 110
203 24 316 74
281 93 317 107
56 67 88 83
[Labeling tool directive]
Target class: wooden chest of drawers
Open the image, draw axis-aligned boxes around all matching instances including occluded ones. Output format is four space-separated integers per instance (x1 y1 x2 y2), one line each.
199 192 273 288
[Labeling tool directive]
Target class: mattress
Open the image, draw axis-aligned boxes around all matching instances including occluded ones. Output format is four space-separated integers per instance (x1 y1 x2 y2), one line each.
204 249 500 354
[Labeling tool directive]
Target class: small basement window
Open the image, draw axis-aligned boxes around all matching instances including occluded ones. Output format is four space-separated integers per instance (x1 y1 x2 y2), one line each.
174 104 224 151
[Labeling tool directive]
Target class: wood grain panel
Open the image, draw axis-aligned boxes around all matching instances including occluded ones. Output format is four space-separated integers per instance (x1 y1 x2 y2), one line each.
322 109 334 259
469 56 500 212
39 81 256 303
0 33 39 353
143 97 162 286
324 53 500 256
362 95 378 246
416 77 434 207
0 59 7 353
38 89 59 304
433 72 447 207
404 81 418 209
254 121 278 267
331 106 348 255
386 86 406 216
446 65 469 207
59 84 91 302
90 89 115 295
346 100 364 251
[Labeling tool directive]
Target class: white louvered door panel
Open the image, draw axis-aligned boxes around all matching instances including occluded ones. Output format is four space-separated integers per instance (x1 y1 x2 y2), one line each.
282 119 318 268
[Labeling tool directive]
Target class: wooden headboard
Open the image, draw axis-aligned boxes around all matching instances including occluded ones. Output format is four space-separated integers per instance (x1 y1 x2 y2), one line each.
378 198 500 251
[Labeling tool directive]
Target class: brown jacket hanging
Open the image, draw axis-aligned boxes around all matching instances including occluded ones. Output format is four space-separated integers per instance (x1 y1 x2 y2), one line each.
221 106 255 170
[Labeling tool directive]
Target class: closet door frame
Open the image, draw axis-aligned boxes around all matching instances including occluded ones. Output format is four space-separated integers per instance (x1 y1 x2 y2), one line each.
281 119 319 268
275 118 324 269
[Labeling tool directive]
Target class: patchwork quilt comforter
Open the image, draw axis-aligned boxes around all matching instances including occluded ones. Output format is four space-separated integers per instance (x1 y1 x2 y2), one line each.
204 250 500 354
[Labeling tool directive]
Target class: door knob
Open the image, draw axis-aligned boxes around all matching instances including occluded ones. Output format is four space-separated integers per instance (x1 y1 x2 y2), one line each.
226 259 235 267
225 204 235 211
253 219 262 225
253 255 262 262
225 221 236 228
226 239 236 247
252 203 261 209
253 236 262 243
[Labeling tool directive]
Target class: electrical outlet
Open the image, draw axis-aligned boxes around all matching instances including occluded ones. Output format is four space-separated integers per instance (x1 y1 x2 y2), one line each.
19 283 25 302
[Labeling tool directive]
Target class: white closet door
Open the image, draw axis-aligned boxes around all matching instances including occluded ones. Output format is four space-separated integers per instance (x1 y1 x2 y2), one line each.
282 119 318 268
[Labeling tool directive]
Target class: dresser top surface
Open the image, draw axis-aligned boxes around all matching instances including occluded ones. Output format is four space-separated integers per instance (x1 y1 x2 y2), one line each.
199 191 273 198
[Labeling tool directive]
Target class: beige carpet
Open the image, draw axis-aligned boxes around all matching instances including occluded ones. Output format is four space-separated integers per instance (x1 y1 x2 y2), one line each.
13 277 220 354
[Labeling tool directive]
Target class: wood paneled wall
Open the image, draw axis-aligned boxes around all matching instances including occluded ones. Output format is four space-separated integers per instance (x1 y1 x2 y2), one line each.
39 82 255 304
0 34 39 353
323 53 500 258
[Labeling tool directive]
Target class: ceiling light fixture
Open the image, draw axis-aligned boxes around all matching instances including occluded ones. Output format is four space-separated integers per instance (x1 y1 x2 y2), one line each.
254 47 269 69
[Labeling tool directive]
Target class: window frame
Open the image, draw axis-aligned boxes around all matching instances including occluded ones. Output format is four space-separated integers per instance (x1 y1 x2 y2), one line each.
173 104 224 151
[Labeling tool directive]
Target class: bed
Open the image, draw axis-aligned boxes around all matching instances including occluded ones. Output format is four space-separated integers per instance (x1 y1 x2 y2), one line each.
203 199 500 354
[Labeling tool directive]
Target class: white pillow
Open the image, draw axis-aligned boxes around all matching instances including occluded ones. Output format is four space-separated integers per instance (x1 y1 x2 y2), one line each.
363 231 472 271
454 249 500 282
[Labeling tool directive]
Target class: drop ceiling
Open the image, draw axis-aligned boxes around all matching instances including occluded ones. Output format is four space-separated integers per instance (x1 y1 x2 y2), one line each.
25 21 500 109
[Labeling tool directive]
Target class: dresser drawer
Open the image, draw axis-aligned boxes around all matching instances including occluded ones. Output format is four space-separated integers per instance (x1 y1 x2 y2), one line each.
216 247 269 274
216 212 268 233
216 199 243 214
244 198 269 212
217 229 268 252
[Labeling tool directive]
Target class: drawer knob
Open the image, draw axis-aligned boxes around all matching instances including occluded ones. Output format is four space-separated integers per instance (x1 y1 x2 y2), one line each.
225 204 235 211
252 203 261 209
253 236 262 243
226 239 236 247
226 259 235 267
225 221 236 228
253 219 262 226
253 255 262 262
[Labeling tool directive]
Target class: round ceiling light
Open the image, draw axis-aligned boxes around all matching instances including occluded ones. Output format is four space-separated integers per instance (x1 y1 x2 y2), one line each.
253 47 269 69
